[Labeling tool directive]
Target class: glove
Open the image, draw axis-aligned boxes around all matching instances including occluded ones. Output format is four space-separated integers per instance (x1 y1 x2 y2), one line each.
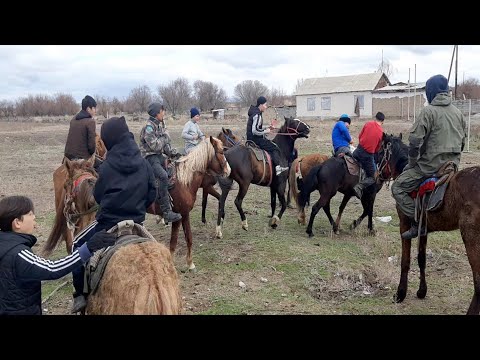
87 230 117 253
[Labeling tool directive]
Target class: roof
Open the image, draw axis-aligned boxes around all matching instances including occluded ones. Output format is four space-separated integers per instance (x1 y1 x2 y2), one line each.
373 82 426 93
295 72 390 96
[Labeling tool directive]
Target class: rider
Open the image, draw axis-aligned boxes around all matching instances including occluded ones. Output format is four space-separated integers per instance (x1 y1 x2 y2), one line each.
246 96 289 176
70 116 157 313
392 74 466 240
352 112 385 199
332 113 354 156
182 107 205 154
139 102 182 223
64 95 102 170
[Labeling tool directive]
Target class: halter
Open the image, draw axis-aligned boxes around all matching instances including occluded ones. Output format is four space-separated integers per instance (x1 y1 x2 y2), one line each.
223 133 240 147
273 118 311 140
376 141 393 189
64 171 99 231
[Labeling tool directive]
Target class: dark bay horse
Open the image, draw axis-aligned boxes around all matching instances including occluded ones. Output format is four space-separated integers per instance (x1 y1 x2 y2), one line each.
199 128 242 224
148 136 231 270
43 158 182 314
215 116 310 238
379 133 480 315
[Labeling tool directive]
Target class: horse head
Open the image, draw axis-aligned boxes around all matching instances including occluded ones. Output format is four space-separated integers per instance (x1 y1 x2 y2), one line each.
376 133 409 182
283 116 311 139
219 127 242 149
208 136 231 178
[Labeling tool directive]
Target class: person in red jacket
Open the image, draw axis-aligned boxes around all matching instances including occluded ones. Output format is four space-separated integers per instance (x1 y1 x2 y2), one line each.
352 112 385 199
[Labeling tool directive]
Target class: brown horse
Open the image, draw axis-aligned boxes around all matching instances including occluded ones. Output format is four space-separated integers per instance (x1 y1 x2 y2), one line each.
215 116 310 238
379 133 480 315
148 136 231 271
288 153 330 225
199 128 242 224
43 158 182 314
51 134 107 252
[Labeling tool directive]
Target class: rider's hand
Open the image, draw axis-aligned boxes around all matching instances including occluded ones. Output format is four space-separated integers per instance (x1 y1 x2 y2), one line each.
264 128 271 134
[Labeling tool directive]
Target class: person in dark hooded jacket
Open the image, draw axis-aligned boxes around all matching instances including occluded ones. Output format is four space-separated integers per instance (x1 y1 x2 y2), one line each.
70 116 157 313
392 74 466 240
0 195 115 315
246 96 289 176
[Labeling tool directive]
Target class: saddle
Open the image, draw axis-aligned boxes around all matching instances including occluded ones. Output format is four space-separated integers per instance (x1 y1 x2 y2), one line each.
409 161 458 237
84 220 157 296
245 141 273 186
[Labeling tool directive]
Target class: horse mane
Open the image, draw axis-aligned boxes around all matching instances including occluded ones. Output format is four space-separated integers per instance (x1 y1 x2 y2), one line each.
389 135 409 174
175 138 214 187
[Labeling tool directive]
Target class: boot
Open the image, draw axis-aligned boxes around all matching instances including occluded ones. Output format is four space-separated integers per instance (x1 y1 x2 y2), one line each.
275 165 289 175
401 220 425 240
158 191 182 223
353 183 364 199
71 293 87 314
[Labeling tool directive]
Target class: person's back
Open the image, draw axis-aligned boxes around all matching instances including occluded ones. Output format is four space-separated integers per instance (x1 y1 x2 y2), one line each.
64 95 97 161
332 114 353 156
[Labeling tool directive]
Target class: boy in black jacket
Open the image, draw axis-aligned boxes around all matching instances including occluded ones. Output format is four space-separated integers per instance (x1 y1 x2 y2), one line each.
71 116 157 313
0 195 114 315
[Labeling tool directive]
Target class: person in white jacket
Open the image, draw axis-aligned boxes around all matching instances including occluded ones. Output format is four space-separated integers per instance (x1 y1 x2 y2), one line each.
182 107 206 154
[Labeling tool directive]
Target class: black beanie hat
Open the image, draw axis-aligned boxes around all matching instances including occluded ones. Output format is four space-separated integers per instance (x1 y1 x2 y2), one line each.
101 116 130 151
81 95 97 110
148 102 164 117
256 96 267 107
375 112 385 122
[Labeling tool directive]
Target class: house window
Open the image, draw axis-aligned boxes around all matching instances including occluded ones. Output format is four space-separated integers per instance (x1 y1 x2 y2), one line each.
354 95 364 109
321 97 331 110
307 97 315 111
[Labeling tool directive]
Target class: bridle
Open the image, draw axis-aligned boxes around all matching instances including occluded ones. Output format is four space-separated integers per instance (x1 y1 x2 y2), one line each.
376 141 393 189
274 118 311 140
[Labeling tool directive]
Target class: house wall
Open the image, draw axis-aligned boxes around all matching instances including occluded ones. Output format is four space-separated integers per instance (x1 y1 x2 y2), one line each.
372 92 427 119
296 91 373 119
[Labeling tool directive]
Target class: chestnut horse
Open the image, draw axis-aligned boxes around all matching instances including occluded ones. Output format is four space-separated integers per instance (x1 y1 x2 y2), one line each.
43 158 182 314
147 136 231 271
379 133 480 315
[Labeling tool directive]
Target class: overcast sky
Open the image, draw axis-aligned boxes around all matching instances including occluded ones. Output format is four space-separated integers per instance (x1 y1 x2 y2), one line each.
1 45 478 102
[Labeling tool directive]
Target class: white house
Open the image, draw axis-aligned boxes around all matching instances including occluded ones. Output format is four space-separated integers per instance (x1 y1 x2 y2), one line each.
295 72 391 119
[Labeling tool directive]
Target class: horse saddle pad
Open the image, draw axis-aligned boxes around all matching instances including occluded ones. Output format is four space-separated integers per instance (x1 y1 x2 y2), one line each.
246 142 269 163
343 155 360 176
409 175 450 212
85 220 157 295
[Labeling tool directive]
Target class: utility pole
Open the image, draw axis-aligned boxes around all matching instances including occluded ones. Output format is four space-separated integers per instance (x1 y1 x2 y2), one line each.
455 45 458 100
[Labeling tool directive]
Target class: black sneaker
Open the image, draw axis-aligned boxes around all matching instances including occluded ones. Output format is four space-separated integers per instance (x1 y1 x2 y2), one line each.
71 294 87 314
401 224 419 240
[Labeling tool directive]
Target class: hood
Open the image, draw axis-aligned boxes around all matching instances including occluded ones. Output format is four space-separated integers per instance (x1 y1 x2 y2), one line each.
426 74 449 104
248 105 261 117
430 92 452 106
75 109 92 120
0 232 36 260
106 132 144 174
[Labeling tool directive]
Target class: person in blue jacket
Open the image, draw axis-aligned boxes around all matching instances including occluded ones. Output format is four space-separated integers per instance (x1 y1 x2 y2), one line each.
332 114 354 156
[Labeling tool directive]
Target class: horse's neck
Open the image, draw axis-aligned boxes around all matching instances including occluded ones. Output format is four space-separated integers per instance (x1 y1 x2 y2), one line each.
273 133 294 158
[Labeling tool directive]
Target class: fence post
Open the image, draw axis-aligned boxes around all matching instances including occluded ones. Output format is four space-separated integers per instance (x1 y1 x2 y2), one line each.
467 99 471 152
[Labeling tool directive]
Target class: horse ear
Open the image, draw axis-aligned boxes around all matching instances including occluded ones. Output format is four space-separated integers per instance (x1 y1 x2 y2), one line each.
382 132 387 140
210 136 216 146
64 157 72 174
222 127 226 134
227 128 233 135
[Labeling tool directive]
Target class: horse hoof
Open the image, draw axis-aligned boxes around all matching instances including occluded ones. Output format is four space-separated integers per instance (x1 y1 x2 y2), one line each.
269 215 279 228
350 221 357 230
416 287 427 299
188 263 196 272
368 229 377 236
394 289 406 303
242 220 248 231
334 229 340 235
201 218 206 224
307 230 314 238
215 226 223 239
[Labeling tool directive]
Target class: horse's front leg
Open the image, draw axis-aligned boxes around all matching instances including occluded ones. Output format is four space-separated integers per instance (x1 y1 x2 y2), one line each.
234 182 251 231
270 180 287 229
169 219 181 255
334 194 351 234
216 185 231 239
270 186 276 218
203 184 220 224
181 214 195 271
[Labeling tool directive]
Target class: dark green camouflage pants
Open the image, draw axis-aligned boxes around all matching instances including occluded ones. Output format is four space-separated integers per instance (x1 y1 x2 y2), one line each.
391 167 427 219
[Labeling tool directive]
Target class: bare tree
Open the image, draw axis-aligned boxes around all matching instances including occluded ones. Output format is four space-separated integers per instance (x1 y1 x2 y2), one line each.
268 87 288 107
233 80 269 107
110 97 124 115
126 85 152 114
53 93 78 116
377 58 395 79
157 77 192 116
93 94 111 118
456 77 480 99
193 80 228 111
0 100 15 117
295 78 304 94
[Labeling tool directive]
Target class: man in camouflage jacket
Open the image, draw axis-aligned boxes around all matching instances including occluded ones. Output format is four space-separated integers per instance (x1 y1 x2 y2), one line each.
139 102 182 223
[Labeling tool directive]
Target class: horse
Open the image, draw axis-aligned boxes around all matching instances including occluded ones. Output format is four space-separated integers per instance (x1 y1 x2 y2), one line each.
215 116 310 239
199 128 242 224
288 153 330 225
43 157 182 314
298 148 386 238
148 136 231 271
379 133 480 315
51 134 107 252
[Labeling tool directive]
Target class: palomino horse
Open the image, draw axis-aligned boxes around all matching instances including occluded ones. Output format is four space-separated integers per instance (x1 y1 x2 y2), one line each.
199 128 242 224
43 157 182 314
288 153 330 225
51 134 107 252
215 116 310 239
379 133 480 315
148 136 231 271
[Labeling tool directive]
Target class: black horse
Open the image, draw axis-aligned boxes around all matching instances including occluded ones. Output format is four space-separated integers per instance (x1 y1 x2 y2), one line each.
298 134 401 237
215 116 310 238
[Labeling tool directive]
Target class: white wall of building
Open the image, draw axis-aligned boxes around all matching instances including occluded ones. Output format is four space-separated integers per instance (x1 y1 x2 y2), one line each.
296 91 373 118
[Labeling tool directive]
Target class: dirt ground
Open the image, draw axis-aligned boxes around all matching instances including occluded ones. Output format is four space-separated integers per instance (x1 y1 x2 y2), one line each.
1 114 479 315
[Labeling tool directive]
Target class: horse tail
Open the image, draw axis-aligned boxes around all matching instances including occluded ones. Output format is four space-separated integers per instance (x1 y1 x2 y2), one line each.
43 200 68 256
288 158 299 206
299 164 323 208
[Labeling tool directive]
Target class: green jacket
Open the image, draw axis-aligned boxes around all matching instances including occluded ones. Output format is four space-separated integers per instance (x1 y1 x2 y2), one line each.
408 92 466 175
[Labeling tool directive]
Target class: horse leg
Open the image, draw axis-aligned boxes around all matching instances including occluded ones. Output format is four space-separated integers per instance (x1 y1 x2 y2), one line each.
322 199 336 234
216 185 231 239
350 194 369 230
366 193 376 236
395 213 412 303
334 194 351 233
270 186 276 218
169 220 181 255
460 220 480 315
181 214 195 271
417 234 428 299
234 182 251 231
306 193 332 238
286 179 294 209
202 184 220 224
270 181 287 229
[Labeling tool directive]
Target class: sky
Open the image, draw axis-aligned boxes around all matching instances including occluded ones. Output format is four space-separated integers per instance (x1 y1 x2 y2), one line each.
1 45 478 102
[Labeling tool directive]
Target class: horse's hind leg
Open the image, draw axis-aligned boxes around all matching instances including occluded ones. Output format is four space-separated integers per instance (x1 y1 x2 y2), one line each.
322 199 336 234
234 182 251 231
169 220 181 255
182 214 195 271
417 234 428 299
306 192 332 238
270 186 277 218
460 221 480 315
395 211 413 303
216 184 231 239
